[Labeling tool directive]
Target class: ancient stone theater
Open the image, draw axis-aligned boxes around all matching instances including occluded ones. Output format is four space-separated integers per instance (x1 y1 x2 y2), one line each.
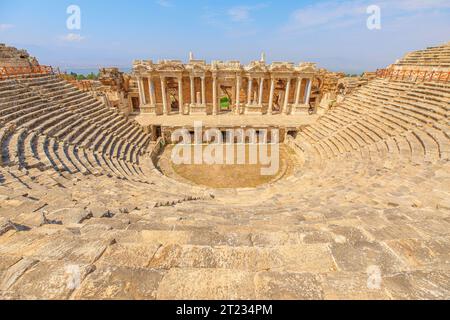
0 41 449 299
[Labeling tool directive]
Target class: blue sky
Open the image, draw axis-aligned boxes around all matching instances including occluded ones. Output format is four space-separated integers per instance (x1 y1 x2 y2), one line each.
1 0 449 73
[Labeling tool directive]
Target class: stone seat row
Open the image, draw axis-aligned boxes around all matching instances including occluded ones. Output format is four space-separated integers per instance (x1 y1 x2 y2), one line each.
294 79 450 164
17 76 151 151
0 76 154 184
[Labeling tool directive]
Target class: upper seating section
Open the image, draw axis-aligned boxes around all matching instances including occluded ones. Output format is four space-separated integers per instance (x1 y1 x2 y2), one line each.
0 44 39 68
393 42 450 69
0 74 153 182
294 43 450 166
295 78 450 165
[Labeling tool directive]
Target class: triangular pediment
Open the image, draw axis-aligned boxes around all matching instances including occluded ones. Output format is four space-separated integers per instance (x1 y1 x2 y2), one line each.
269 62 295 72
245 61 267 73
186 64 208 72
156 60 185 72
297 62 317 73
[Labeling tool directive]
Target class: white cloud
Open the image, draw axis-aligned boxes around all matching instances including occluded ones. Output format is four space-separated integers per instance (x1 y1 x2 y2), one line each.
284 1 367 32
228 7 251 22
392 0 450 11
283 0 450 32
227 3 268 22
156 0 173 8
60 33 85 42
0 24 14 31
202 4 268 38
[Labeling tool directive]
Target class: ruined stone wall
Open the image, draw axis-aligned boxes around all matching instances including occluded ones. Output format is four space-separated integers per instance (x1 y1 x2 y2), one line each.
0 44 39 67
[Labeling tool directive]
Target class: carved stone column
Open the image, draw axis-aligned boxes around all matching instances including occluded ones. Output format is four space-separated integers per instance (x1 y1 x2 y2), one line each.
190 76 195 105
304 78 312 105
212 75 218 115
137 77 146 106
294 77 302 106
283 78 291 114
178 77 183 115
247 77 253 105
161 77 168 115
258 77 264 105
148 76 156 106
268 77 275 115
235 75 241 114
201 76 206 105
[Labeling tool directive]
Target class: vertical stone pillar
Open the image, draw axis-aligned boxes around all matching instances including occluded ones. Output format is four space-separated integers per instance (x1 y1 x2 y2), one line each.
304 78 312 105
212 75 218 115
268 77 275 115
142 78 148 105
178 77 184 115
148 76 155 105
161 77 168 115
303 79 312 105
235 75 241 114
247 77 253 105
190 76 195 105
294 77 302 106
137 77 145 106
201 76 206 105
283 78 291 114
258 77 264 105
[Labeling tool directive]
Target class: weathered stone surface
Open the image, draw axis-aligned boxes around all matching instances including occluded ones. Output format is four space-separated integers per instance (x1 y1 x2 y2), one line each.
46 208 92 225
73 266 165 300
156 269 256 300
0 258 39 291
384 238 450 270
319 272 391 300
98 243 162 268
330 241 407 273
7 261 95 299
255 272 323 300
383 271 450 300
148 244 336 272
